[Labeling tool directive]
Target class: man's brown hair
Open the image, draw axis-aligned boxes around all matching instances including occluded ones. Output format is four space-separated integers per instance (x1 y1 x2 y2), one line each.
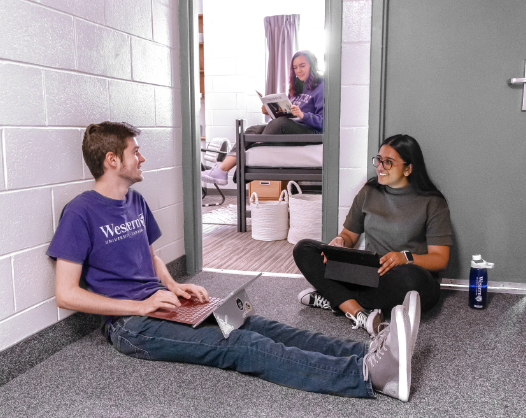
82 122 141 180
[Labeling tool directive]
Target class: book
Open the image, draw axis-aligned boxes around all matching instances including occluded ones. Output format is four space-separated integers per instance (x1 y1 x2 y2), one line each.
256 90 298 120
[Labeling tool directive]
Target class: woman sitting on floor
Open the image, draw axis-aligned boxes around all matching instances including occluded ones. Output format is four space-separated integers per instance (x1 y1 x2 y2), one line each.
201 50 323 185
294 134 453 336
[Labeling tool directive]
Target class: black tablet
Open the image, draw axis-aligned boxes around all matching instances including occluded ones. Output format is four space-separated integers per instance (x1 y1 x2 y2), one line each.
321 245 381 288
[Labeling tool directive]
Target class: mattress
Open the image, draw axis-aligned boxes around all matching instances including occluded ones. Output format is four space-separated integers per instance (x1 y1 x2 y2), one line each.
245 144 323 167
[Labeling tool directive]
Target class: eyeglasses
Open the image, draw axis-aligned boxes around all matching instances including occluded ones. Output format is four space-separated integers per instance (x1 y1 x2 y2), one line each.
372 156 407 170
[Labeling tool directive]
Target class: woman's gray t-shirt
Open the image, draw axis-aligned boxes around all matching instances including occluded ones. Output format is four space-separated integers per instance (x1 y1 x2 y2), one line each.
343 184 453 256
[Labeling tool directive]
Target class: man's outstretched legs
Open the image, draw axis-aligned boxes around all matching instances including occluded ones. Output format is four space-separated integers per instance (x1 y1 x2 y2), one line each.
109 314 375 397
109 302 420 402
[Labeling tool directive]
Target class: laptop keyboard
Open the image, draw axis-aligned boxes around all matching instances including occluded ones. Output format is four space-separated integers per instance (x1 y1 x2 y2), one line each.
149 296 223 325
176 296 222 322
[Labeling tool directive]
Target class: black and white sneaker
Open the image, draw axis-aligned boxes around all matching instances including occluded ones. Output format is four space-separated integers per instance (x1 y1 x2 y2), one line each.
297 287 332 310
346 309 384 336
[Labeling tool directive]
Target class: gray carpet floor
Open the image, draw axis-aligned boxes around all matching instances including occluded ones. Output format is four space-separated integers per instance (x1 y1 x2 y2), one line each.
1 272 525 417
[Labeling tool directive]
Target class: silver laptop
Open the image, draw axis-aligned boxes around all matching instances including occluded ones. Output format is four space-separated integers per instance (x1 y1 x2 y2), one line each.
210 273 260 338
148 273 261 338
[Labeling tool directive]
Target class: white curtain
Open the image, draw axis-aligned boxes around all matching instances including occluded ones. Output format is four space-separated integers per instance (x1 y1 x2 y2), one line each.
264 14 300 96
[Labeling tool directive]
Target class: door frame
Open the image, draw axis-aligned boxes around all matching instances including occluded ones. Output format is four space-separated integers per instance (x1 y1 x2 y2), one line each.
368 0 388 179
179 0 343 274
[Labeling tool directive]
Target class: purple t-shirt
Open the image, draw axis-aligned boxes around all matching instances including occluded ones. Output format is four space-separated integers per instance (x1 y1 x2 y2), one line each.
47 189 165 302
290 79 324 133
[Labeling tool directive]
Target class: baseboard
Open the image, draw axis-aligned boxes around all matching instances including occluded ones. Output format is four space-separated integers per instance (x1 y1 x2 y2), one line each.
441 278 526 294
201 268 526 295
0 312 101 387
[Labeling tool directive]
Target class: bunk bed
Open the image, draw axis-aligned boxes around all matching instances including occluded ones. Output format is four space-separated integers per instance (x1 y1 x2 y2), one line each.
235 119 323 232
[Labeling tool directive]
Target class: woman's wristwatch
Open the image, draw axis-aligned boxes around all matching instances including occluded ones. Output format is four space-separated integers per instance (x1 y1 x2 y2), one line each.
402 251 413 264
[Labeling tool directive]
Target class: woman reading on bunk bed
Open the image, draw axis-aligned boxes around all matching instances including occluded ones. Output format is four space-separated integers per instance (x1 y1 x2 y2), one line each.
294 134 453 337
201 50 323 186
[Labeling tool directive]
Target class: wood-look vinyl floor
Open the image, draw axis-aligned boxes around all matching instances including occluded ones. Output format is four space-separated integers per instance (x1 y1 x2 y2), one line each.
202 196 300 274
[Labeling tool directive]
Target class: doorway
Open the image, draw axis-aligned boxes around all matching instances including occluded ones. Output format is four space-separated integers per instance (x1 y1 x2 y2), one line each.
179 0 343 274
200 1 325 274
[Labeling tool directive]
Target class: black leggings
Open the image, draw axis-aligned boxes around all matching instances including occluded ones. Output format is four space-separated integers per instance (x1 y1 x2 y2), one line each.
245 117 317 136
293 239 441 314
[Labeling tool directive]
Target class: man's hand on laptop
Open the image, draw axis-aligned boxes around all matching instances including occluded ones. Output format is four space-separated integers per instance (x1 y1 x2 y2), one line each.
171 283 209 303
140 285 209 315
140 290 182 315
162 280 210 303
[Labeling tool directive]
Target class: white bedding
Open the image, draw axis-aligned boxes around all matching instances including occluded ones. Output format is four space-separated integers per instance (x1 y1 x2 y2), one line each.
245 144 323 167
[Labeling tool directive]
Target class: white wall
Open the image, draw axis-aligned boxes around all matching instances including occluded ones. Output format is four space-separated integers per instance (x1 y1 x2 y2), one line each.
338 0 371 238
202 0 325 189
0 0 183 351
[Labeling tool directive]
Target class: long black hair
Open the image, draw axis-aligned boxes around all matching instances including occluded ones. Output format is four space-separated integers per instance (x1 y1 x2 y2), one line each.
366 134 446 200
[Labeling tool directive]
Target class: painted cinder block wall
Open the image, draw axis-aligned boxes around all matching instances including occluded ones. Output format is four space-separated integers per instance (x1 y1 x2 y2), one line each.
0 0 183 351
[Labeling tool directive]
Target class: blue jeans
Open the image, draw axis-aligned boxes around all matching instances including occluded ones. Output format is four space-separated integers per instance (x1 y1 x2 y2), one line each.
108 314 374 398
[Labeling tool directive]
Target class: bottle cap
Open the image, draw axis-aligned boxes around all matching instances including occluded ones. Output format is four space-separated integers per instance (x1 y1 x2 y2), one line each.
471 255 495 268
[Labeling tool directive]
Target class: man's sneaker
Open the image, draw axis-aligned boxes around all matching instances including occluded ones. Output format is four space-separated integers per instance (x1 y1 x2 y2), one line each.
403 291 421 355
363 305 413 402
368 292 421 353
201 164 228 186
297 287 332 311
345 309 384 336
368 321 389 352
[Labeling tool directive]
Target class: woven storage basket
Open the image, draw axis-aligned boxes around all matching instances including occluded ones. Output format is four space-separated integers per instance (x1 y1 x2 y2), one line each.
286 181 322 244
250 191 289 241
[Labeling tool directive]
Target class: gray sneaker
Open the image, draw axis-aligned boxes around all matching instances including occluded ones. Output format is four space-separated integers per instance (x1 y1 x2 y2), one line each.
202 164 228 186
363 305 413 402
345 309 384 336
297 287 332 310
403 291 421 355
368 292 421 353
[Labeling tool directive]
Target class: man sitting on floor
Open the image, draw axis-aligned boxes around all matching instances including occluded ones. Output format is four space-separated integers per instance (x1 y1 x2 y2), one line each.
48 121 420 402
